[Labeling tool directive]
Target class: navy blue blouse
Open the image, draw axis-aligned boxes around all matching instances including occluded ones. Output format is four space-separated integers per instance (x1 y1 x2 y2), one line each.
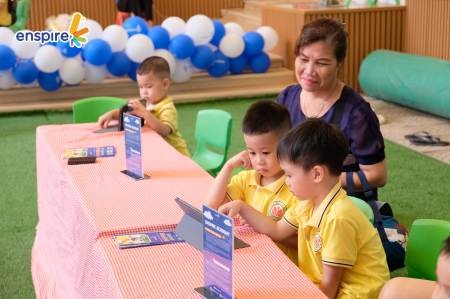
277 84 385 172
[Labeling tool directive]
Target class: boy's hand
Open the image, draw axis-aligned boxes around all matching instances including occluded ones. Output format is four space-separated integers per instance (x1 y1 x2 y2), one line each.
227 151 253 170
127 99 149 119
238 215 250 227
98 111 113 128
218 201 243 219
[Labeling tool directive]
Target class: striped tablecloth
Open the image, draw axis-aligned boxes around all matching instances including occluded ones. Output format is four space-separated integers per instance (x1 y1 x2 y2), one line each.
32 123 326 299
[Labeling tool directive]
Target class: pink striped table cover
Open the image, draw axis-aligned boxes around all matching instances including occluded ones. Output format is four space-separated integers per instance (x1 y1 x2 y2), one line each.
32 123 327 299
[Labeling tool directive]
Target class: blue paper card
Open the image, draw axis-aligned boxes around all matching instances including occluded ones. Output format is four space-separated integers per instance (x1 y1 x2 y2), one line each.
203 205 234 299
124 114 143 179
62 146 116 159
113 231 184 249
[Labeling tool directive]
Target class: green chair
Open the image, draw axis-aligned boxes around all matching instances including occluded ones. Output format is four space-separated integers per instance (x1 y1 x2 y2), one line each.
405 219 450 281
348 196 374 224
8 0 30 33
73 97 127 124
191 109 232 176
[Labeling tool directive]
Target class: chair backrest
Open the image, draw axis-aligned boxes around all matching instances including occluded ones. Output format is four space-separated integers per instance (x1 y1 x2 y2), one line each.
194 109 232 153
405 219 450 281
73 97 127 124
348 196 374 224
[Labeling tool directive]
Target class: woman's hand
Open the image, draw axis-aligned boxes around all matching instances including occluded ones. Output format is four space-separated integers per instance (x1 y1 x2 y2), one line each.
341 159 387 191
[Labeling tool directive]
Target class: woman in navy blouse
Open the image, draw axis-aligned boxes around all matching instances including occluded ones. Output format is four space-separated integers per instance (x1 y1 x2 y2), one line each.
277 18 387 199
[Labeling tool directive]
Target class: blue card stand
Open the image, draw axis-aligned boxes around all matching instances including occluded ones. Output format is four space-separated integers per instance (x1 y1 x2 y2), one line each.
194 287 237 299
120 170 150 181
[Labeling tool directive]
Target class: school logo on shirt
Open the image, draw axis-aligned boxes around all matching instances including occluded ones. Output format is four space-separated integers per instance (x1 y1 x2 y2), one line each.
268 201 287 221
313 232 323 252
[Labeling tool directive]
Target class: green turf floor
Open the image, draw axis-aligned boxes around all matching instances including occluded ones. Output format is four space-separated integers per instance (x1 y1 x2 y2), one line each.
1 96 450 298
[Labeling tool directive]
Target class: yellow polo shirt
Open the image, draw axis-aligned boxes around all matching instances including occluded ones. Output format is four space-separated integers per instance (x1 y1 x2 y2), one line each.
226 170 299 266
0 0 12 26
283 181 389 299
148 97 190 157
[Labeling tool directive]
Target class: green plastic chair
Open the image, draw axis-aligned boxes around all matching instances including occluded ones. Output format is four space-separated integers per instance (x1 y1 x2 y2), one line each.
8 0 30 33
73 97 127 124
405 219 450 281
348 196 374 224
191 109 232 176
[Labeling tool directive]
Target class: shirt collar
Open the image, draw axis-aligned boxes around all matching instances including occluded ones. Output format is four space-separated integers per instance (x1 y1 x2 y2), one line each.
307 181 343 228
149 97 172 111
248 171 287 195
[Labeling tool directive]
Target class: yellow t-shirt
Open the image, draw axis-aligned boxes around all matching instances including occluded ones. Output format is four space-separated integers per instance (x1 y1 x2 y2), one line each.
148 97 190 157
283 181 389 299
0 0 12 26
226 170 299 266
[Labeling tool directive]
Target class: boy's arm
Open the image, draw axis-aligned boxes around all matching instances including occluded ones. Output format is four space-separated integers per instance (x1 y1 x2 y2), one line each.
278 233 299 249
205 151 252 210
98 108 120 128
320 264 345 299
127 100 171 137
219 200 297 241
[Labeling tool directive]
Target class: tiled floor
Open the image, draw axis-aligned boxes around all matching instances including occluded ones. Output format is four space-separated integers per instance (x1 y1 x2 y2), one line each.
363 95 450 165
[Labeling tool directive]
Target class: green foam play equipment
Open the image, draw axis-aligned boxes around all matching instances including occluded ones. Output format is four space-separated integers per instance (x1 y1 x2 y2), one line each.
404 219 450 281
73 97 127 124
8 0 30 33
191 109 232 177
359 50 450 120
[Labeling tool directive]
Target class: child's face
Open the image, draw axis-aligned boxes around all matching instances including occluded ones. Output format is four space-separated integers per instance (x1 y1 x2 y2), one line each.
280 161 316 201
243 132 283 179
432 255 450 299
136 72 169 105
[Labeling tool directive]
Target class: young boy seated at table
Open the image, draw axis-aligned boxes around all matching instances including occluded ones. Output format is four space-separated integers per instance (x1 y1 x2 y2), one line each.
205 100 299 265
98 57 190 157
219 118 390 299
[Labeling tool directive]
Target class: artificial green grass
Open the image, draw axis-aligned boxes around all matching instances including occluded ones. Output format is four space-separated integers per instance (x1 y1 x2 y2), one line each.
1 96 450 297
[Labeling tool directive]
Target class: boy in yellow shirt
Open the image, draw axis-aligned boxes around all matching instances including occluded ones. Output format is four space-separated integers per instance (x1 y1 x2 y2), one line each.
219 118 390 299
205 100 299 265
98 57 190 157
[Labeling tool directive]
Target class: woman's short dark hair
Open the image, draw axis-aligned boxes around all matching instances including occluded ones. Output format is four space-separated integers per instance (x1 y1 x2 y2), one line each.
277 118 349 176
294 17 348 64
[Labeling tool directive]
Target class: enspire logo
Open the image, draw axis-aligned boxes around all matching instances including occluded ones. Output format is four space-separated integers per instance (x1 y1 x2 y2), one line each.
15 13 90 48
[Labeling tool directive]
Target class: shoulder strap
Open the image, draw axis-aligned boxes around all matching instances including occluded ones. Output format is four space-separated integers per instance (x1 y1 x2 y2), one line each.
333 85 351 127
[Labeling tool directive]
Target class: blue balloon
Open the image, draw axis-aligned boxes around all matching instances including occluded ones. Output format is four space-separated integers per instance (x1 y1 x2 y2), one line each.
84 39 113 66
207 50 230 78
243 31 264 56
229 54 248 74
249 52 271 73
38 71 62 91
148 25 170 50
169 34 195 59
191 45 214 70
107 52 132 77
210 20 226 46
40 30 58 47
123 16 149 37
80 49 86 61
57 39 82 58
13 60 38 84
128 61 140 81
0 45 15 70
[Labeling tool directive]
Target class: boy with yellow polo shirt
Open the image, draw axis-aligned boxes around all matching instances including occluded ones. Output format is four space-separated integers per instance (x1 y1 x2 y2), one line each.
98 57 190 157
205 100 298 265
219 118 389 299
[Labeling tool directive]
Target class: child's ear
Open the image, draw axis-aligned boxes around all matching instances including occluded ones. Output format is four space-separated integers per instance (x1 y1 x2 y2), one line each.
163 78 170 89
313 166 324 183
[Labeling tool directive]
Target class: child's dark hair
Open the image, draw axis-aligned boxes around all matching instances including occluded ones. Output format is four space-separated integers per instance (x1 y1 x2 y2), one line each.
277 118 349 176
242 100 292 139
442 236 450 258
137 57 170 80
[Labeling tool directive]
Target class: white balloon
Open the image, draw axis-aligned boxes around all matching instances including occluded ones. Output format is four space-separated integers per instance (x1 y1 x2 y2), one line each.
59 58 85 85
224 22 244 37
20 79 38 88
206 43 218 52
84 61 107 84
126 34 154 63
153 49 176 75
185 15 215 46
192 66 203 73
0 68 15 89
34 45 63 73
170 58 193 83
83 19 103 42
219 34 245 58
256 26 279 52
106 69 120 78
10 30 40 59
0 27 15 47
103 25 128 52
161 17 186 39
